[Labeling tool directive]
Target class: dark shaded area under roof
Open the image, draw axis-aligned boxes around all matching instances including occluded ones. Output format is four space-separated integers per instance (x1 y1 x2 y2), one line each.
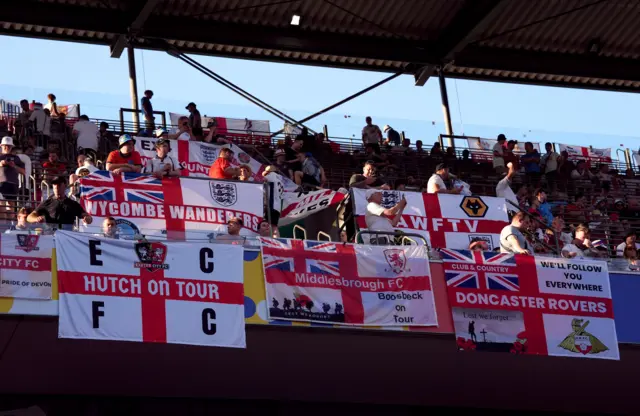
3 0 640 92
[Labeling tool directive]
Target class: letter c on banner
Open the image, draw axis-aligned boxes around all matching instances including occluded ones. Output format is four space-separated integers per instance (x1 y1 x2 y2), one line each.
202 308 216 335
200 248 214 273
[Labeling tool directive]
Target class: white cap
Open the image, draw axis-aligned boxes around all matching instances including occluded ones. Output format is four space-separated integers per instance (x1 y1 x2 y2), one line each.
383 125 390 132
1 137 14 147
365 189 381 200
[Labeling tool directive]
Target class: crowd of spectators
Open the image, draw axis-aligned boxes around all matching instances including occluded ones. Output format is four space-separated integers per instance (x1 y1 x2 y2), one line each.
1 96 639 265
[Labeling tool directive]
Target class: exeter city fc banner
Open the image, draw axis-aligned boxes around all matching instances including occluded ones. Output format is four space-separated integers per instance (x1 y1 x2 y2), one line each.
56 231 246 348
441 249 618 360
260 238 437 326
352 189 508 250
134 136 265 180
558 143 612 164
0 233 53 299
80 171 264 239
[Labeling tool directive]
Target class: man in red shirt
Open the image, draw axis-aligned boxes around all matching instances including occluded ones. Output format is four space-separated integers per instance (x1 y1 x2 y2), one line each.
208 147 240 179
42 151 67 182
106 134 142 174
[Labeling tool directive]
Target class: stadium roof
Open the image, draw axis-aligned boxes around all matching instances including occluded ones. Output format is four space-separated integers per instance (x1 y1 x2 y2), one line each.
4 0 640 92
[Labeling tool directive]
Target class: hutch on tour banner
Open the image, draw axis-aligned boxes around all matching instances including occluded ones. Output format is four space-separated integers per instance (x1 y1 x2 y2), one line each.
441 249 618 360
0 233 53 300
352 189 508 250
260 238 437 326
80 171 264 239
56 231 246 348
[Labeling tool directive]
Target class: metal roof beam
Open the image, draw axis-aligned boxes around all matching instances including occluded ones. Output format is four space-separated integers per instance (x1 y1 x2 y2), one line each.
455 46 640 83
110 0 161 58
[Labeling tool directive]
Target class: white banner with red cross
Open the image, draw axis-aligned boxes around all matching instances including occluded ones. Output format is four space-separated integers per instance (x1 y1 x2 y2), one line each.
0 234 54 299
466 138 541 162
80 171 264 240
279 188 347 226
558 143 612 164
352 189 509 250
134 136 265 181
441 249 618 359
56 231 246 348
169 113 271 145
260 238 437 326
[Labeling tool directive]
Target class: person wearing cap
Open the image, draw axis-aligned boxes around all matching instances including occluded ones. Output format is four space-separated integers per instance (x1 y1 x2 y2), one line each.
364 188 407 244
493 134 507 175
72 114 99 155
273 149 292 179
427 164 462 194
216 217 246 245
0 137 25 208
106 134 142 174
28 176 92 227
382 125 401 147
143 139 181 179
186 102 203 138
209 146 240 180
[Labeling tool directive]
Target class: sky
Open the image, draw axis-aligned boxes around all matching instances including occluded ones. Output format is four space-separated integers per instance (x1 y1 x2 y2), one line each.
1 35 639 155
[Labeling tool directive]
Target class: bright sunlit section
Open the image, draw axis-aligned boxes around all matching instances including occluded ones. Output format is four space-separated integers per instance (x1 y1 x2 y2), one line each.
291 14 301 25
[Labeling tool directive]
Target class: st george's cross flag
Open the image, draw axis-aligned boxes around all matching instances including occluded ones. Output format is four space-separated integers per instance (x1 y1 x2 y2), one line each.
441 249 619 360
0 233 54 299
56 231 246 348
351 189 509 250
80 171 264 240
260 238 437 326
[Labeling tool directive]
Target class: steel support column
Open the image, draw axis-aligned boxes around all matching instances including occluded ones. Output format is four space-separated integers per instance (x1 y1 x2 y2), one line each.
127 45 140 130
438 71 454 148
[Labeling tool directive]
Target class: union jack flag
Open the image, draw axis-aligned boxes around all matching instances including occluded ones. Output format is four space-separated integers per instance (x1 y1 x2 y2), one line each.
80 171 164 202
441 248 518 291
306 259 340 276
122 173 162 186
125 189 164 204
304 241 337 252
263 254 294 272
80 186 115 201
260 238 292 249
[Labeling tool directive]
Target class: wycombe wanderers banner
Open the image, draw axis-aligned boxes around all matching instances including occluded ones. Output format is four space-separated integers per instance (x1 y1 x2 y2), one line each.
0 233 53 299
56 231 246 348
352 189 508 249
441 249 619 360
80 171 264 239
260 238 437 326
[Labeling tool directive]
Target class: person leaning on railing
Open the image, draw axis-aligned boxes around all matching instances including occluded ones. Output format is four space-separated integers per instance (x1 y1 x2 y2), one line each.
142 139 181 179
499 212 532 255
27 176 92 227
364 188 407 245
106 134 142 174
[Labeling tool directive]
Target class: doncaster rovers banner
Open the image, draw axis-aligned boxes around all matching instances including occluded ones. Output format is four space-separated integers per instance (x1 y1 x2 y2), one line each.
0 233 53 299
441 249 618 360
260 238 437 326
56 231 246 348
80 172 264 239
135 136 265 180
352 189 509 250
558 143 612 164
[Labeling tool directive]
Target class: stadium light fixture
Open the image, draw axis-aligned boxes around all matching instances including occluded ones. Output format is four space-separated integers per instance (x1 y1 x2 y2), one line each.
291 14 301 25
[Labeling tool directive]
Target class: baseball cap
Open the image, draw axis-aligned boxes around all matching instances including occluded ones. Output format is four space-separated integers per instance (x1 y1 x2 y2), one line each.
365 189 381 200
383 125 391 132
155 138 170 148
154 128 168 138
435 163 448 172
118 134 135 148
51 176 66 185
0 136 14 147
185 102 196 109
274 149 285 157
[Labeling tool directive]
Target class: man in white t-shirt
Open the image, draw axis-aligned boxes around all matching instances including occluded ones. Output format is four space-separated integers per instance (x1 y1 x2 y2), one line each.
496 162 518 209
361 116 382 153
365 188 407 244
492 134 506 174
29 103 51 137
143 139 181 178
169 116 194 141
427 164 462 194
72 115 99 153
541 142 559 192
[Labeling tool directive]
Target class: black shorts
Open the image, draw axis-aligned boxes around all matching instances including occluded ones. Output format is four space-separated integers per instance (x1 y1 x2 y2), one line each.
0 182 19 201
302 174 320 186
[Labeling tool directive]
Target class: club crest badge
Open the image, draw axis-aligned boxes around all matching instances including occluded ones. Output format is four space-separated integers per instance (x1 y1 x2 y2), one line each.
134 242 169 272
210 182 237 207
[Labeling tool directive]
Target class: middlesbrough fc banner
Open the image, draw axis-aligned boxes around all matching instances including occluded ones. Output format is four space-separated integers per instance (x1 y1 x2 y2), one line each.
56 231 246 348
0 234 53 299
260 238 437 326
135 136 265 180
441 249 618 360
80 172 264 239
558 143 612 164
352 189 508 250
